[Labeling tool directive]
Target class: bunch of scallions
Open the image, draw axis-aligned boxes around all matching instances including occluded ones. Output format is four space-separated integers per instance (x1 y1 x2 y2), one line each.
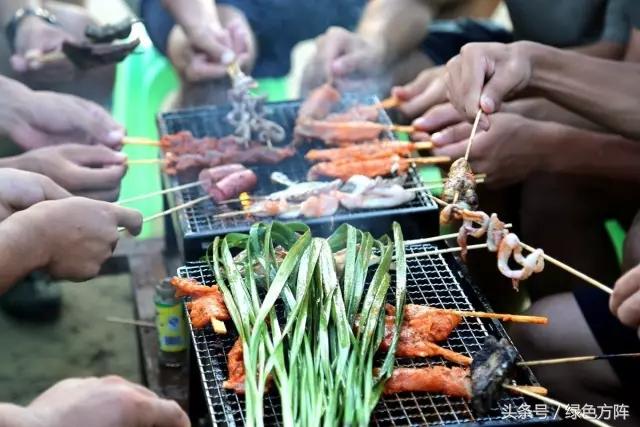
206 221 406 427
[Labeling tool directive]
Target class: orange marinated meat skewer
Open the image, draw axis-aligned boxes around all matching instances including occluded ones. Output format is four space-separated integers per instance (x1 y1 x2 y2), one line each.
379 304 471 366
170 277 230 333
308 155 450 181
223 338 246 393
305 141 434 162
382 366 471 399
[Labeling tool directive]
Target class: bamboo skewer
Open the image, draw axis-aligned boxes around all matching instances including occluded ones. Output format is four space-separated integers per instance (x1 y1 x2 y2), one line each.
503 384 612 427
426 194 614 295
122 136 162 147
465 109 483 162
106 316 156 328
519 352 640 367
116 181 204 205
127 158 165 165
428 308 548 325
389 124 415 133
519 241 613 295
375 96 400 110
403 221 508 246
118 194 211 232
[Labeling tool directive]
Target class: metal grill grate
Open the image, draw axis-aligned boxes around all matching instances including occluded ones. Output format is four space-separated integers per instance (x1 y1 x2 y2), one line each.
158 99 439 260
178 243 553 426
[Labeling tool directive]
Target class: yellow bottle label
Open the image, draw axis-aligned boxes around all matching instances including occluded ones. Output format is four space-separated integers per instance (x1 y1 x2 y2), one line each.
156 303 187 352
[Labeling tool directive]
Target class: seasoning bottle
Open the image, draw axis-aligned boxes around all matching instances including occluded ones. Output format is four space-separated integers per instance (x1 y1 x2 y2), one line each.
155 277 187 367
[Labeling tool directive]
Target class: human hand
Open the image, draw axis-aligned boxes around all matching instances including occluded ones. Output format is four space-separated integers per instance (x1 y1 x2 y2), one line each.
14 197 142 281
301 27 386 91
444 41 539 124
390 66 447 120
169 17 254 82
14 144 127 201
0 78 124 149
10 16 76 83
429 112 550 187
23 376 189 427
0 168 71 221
610 263 640 336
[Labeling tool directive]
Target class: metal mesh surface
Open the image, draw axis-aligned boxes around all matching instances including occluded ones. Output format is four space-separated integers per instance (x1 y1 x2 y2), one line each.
178 243 552 427
158 99 438 258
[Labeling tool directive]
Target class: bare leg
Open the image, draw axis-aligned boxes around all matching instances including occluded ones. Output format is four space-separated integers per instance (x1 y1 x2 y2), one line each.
509 293 638 426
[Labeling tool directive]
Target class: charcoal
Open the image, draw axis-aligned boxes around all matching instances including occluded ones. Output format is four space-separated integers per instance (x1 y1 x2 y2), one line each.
471 336 518 414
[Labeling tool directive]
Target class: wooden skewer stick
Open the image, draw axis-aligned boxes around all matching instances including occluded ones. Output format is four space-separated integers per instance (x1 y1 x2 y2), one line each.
503 384 613 427
514 385 548 396
106 316 156 328
519 241 613 295
26 50 66 64
116 181 205 205
122 136 162 147
390 124 415 133
118 194 211 232
519 352 640 367
375 96 400 110
408 156 451 165
404 223 511 246
408 176 485 193
412 141 434 150
127 158 165 165
428 308 548 325
402 243 487 260
465 109 483 162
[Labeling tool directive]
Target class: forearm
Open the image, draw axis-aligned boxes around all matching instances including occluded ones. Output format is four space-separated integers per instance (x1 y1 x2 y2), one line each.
0 0 42 26
161 0 220 35
0 404 38 427
571 40 626 60
503 98 606 132
357 0 433 64
540 122 640 182
527 42 640 139
0 211 46 294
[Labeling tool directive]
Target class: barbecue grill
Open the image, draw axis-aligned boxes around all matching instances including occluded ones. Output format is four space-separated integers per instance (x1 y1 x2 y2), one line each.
177 242 558 426
158 98 439 261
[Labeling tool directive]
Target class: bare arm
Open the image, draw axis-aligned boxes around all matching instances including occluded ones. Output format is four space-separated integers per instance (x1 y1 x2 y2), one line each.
160 0 221 37
540 121 640 182
356 0 434 65
529 43 640 139
502 98 606 132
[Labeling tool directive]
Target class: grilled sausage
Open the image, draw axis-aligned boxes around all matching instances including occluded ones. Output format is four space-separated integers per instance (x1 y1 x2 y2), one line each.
208 169 258 202
199 164 246 194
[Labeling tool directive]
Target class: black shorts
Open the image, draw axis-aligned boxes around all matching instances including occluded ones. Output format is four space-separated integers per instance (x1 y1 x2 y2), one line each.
574 286 640 394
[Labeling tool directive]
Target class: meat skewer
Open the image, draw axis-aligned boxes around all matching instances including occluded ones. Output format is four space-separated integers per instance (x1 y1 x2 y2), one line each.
295 119 414 144
308 156 450 181
170 277 230 333
305 140 434 162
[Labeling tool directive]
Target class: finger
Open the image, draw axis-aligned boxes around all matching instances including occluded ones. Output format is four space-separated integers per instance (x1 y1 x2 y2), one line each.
77 188 121 203
145 399 190 427
318 27 350 77
68 164 126 191
410 131 431 142
79 101 125 147
227 19 249 55
185 55 227 81
112 205 143 236
610 265 640 314
10 54 28 72
412 103 463 133
432 140 467 159
331 51 365 77
400 76 447 119
393 68 438 100
38 175 73 200
459 46 491 120
431 122 473 146
480 67 524 114
616 291 640 328
67 145 128 167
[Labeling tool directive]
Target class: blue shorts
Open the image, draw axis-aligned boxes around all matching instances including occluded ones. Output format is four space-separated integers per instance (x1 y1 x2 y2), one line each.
140 0 365 78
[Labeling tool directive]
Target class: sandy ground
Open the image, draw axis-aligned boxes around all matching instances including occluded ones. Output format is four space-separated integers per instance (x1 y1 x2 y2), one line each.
0 275 141 405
